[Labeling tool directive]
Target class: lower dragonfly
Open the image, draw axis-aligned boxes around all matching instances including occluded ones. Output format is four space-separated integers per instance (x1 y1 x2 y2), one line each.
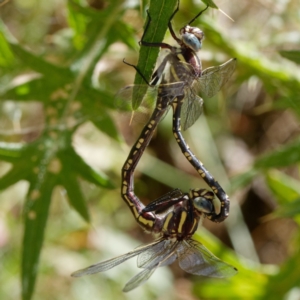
72 187 237 292
118 1 236 222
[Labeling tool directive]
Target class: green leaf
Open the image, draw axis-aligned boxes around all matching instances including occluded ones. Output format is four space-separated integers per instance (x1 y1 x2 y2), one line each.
70 0 123 76
113 21 137 50
273 199 300 219
67 0 91 49
132 0 178 109
201 0 218 9
22 174 56 300
274 95 300 118
7 42 73 80
262 248 300 299
92 112 121 141
255 139 300 168
0 32 15 67
62 147 115 189
0 164 29 190
61 170 90 222
0 77 65 102
229 168 258 192
279 50 300 65
193 229 266 299
265 170 300 204
0 142 24 159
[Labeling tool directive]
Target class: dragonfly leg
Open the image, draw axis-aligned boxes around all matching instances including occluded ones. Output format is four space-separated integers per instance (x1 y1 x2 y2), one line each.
187 5 209 26
121 96 171 231
167 0 181 44
171 100 230 223
142 189 187 213
139 6 174 51
122 59 153 86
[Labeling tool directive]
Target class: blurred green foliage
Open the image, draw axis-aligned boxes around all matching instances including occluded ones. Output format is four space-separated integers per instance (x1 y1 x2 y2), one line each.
0 0 300 300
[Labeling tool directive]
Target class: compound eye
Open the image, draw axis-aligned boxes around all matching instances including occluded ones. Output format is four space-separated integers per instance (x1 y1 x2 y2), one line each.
193 197 214 213
191 28 204 41
180 26 204 52
182 33 202 52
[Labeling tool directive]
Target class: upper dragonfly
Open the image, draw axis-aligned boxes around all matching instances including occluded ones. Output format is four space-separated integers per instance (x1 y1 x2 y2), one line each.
118 2 236 131
117 1 236 222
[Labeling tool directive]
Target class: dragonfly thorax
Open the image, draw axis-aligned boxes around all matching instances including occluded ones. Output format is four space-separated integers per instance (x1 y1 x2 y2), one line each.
180 25 204 52
159 200 200 240
156 189 214 240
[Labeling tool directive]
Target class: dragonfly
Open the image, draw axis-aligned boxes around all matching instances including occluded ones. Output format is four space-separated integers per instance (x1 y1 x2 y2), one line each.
118 1 236 223
72 187 237 292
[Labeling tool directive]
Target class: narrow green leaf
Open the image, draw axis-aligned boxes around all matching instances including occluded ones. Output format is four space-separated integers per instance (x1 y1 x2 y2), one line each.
255 139 300 168
68 0 105 19
0 77 63 102
67 0 90 48
273 199 300 219
201 0 218 9
262 249 300 299
265 170 300 204
0 164 29 190
63 147 115 189
61 170 90 222
133 0 178 109
0 142 24 159
7 42 73 80
22 174 56 300
229 168 258 192
80 86 116 109
0 32 15 67
279 50 300 65
274 95 300 118
91 112 121 141
113 21 138 51
70 1 123 77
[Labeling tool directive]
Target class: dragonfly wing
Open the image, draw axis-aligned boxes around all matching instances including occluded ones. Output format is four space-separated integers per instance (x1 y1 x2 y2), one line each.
115 84 158 112
124 239 180 292
178 239 237 278
71 240 162 277
181 92 203 131
142 189 185 213
122 264 159 292
137 239 178 269
151 53 171 85
195 58 236 98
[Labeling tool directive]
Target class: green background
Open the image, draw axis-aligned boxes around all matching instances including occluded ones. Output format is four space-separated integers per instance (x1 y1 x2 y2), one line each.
0 0 300 299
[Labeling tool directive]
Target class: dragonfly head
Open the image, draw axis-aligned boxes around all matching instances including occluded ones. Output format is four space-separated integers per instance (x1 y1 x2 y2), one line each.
190 188 214 214
180 25 204 52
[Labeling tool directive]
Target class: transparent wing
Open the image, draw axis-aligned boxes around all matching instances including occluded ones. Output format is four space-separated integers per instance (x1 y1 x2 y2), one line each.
178 239 237 278
114 81 185 133
115 74 186 114
195 58 237 98
137 239 178 269
114 84 158 112
142 188 185 213
123 239 180 292
71 239 162 277
122 264 159 292
181 91 203 131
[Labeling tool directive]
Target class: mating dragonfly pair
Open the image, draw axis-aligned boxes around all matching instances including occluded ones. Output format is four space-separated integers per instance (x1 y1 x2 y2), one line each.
72 1 237 292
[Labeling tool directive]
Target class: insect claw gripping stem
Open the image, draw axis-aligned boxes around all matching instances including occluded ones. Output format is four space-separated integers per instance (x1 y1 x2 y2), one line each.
188 5 209 26
122 58 152 86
